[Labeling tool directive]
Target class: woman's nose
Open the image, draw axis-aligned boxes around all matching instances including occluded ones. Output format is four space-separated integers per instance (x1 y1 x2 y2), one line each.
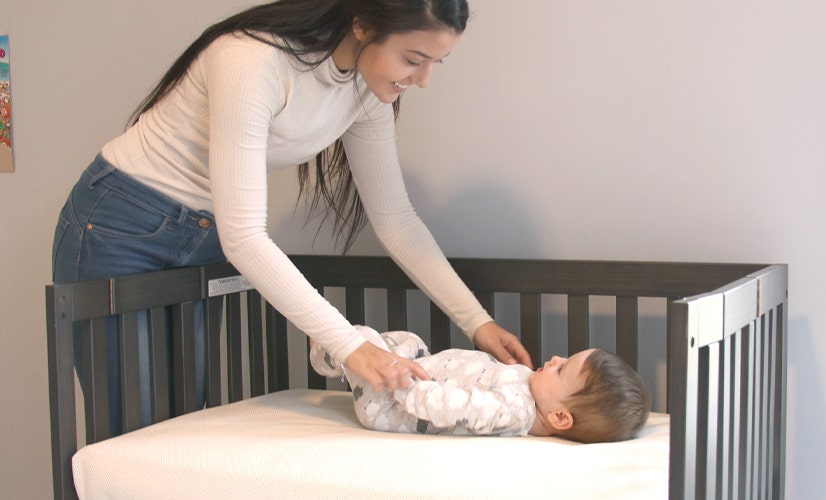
413 66 432 88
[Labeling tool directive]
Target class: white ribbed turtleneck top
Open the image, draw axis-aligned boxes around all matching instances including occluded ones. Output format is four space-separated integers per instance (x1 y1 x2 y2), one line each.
101 34 492 365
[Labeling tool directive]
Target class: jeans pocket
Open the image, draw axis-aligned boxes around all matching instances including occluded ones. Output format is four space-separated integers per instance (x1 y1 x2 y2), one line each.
85 188 172 240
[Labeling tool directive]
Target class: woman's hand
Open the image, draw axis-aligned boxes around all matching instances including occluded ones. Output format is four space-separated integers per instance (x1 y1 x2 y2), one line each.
344 341 431 392
473 321 534 369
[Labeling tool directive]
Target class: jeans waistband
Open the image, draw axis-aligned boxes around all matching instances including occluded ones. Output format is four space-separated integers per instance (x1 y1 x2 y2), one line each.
84 154 216 226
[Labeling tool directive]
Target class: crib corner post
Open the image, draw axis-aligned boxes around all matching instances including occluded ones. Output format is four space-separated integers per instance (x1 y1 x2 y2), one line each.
760 264 789 500
46 283 80 500
668 299 698 500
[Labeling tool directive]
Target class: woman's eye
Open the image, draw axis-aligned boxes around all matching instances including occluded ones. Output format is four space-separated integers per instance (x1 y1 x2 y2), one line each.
405 58 421 67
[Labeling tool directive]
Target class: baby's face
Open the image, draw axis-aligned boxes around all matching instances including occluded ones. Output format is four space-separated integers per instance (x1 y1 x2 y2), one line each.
529 349 594 413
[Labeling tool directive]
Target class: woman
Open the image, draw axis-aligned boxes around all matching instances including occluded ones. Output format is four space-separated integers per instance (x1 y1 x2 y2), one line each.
53 0 532 405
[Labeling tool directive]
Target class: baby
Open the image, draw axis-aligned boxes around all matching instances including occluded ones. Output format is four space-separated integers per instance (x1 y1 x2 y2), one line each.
310 326 650 443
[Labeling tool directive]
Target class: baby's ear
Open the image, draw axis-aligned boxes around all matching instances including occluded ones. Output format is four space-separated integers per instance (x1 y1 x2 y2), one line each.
547 409 573 431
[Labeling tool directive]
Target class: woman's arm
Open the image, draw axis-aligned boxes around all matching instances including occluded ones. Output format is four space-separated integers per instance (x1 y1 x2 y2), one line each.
342 106 532 367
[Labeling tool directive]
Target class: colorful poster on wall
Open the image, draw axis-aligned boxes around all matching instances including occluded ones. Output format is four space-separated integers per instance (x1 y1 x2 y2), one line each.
1 35 13 173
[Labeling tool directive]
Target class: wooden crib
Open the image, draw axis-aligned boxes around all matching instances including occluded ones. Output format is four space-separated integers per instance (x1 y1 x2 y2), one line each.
46 255 788 499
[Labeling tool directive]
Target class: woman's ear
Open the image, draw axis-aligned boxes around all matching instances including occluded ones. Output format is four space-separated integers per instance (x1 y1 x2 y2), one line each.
352 17 373 43
547 409 574 431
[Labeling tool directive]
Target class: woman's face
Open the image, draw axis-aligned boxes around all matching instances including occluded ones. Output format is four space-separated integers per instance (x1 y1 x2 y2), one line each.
355 28 461 103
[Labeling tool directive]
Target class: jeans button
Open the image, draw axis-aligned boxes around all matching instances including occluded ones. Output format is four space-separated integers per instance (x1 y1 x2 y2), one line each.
198 218 211 229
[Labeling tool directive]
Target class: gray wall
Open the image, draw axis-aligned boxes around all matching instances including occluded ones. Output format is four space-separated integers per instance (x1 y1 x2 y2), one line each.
1 1 823 498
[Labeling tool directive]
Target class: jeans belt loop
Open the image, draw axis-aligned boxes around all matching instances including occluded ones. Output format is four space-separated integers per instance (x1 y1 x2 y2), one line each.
87 157 116 188
176 204 189 225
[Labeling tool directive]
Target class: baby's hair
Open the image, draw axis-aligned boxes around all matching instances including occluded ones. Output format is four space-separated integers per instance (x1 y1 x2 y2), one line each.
561 349 650 443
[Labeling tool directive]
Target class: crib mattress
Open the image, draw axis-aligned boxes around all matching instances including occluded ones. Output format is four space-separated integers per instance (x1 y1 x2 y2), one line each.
72 389 669 499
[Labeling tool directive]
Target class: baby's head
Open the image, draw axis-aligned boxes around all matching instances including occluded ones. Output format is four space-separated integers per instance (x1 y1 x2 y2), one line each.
530 348 650 443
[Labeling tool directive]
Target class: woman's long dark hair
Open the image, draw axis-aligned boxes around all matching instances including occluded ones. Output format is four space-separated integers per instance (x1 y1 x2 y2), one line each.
130 0 469 252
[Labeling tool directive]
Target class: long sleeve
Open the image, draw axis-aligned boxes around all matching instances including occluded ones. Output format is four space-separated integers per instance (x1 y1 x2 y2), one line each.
342 108 494 340
203 38 370 364
103 36 369 364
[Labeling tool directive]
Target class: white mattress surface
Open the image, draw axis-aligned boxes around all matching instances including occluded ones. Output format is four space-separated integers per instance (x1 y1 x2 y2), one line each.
73 389 669 499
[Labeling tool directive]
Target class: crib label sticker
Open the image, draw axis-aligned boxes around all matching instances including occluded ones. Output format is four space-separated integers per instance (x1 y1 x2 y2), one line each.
0 35 12 173
208 275 255 297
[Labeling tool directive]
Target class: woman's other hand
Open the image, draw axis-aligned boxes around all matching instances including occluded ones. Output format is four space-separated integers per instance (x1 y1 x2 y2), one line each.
473 321 533 369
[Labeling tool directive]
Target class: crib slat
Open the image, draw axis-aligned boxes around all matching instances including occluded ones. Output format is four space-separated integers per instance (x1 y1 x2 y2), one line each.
567 295 589 354
266 304 289 392
751 319 764 499
749 320 760 499
248 291 265 398
616 296 639 370
430 303 451 352
757 314 769 498
475 291 494 317
204 297 222 408
226 294 243 403
697 342 720 498
730 327 744 499
46 285 79 500
147 306 170 422
718 334 733 499
772 303 788 499
520 293 541 368
763 312 776 498
81 317 110 443
764 312 776 499
762 317 773 499
346 286 366 325
387 288 407 331
118 311 142 432
171 302 198 415
739 324 755 499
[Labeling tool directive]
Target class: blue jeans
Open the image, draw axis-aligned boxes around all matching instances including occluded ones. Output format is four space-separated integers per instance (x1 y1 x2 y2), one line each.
53 154 226 432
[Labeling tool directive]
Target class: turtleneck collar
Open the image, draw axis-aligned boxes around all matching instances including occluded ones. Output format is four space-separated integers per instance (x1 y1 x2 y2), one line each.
314 55 354 86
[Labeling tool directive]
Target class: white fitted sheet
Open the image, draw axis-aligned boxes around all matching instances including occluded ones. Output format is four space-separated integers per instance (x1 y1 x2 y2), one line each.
73 389 669 499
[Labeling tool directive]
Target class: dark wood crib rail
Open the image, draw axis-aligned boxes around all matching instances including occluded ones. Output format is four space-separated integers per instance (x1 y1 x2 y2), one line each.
46 256 786 500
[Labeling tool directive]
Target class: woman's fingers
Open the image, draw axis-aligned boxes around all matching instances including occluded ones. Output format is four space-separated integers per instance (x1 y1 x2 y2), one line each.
376 356 427 392
406 359 430 382
345 342 429 392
